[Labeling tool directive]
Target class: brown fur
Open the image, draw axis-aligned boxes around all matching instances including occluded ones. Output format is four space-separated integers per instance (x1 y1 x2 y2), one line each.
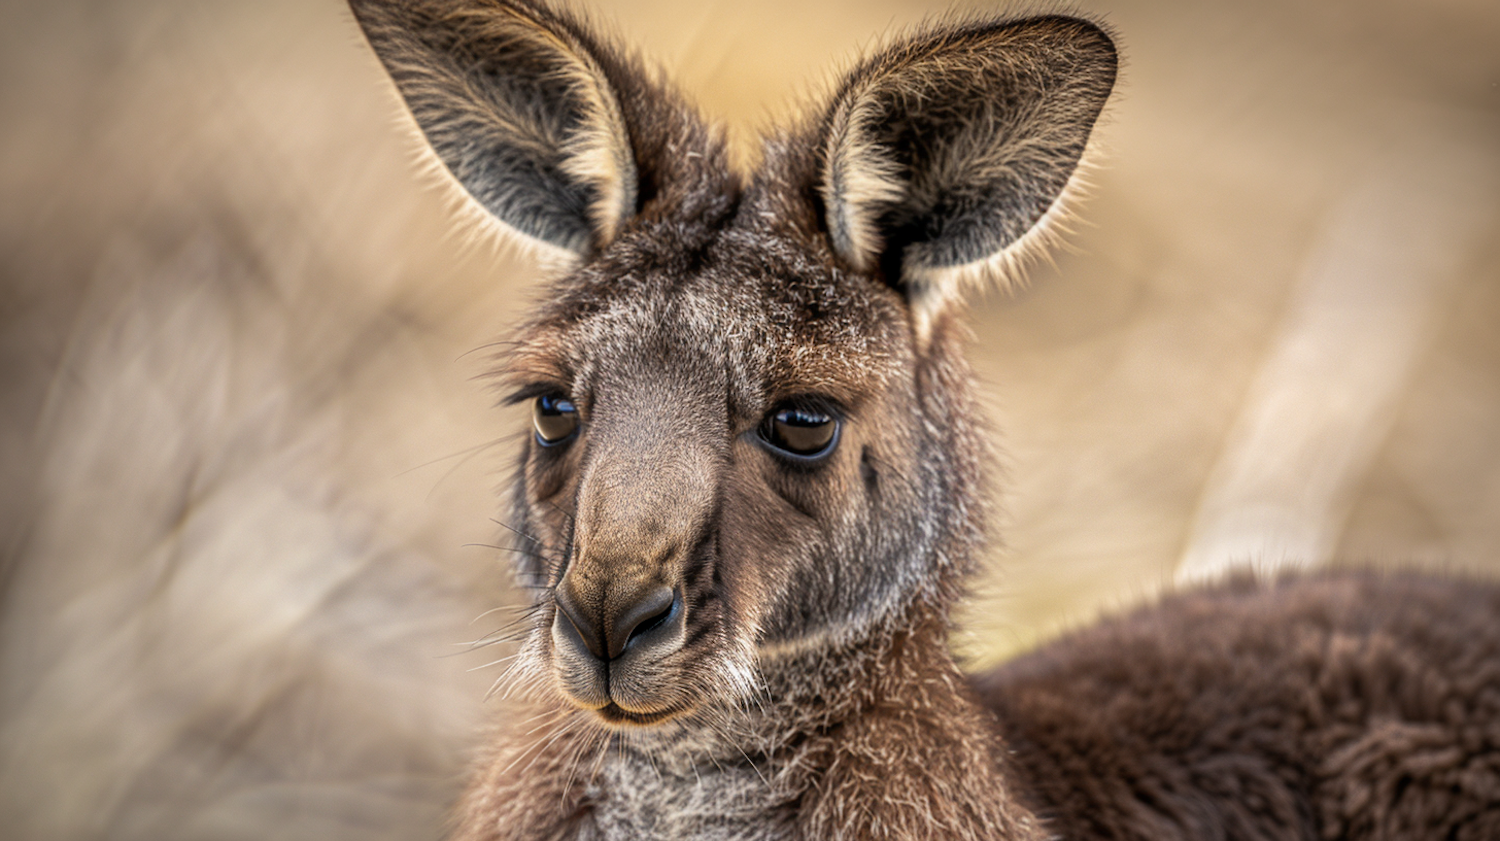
979 572 1500 840
345 2 1500 839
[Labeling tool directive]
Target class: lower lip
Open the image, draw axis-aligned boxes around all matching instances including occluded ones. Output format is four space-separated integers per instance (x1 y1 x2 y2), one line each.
597 702 683 726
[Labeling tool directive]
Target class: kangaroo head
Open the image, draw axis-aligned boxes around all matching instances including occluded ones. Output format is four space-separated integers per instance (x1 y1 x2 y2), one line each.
350 0 1116 729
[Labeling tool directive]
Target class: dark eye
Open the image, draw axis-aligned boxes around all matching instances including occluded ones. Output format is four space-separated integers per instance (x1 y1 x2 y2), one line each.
533 394 579 446
760 403 839 459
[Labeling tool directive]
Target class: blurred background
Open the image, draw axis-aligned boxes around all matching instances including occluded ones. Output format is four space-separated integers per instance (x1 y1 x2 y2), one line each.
2 0 1496 838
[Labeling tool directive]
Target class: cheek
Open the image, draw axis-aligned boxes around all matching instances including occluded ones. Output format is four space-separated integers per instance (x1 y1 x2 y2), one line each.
523 448 583 583
525 440 576 502
716 449 832 631
847 412 922 513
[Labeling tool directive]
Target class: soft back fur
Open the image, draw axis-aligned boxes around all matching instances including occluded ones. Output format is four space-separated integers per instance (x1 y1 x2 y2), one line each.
346 2 1500 839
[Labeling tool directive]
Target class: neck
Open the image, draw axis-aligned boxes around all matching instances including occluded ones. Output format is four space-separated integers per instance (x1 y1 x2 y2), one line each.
607 594 1045 841
452 594 1046 841
755 594 961 725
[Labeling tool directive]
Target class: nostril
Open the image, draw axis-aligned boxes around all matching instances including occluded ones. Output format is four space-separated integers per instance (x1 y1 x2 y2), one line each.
554 585 604 660
610 585 678 659
630 592 678 640
632 599 674 639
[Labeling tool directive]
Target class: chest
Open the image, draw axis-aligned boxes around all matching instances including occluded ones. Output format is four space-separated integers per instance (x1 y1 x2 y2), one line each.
575 754 797 841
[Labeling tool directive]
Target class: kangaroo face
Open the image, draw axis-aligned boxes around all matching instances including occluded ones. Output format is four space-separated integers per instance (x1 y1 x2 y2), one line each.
349 0 1116 729
505 220 926 723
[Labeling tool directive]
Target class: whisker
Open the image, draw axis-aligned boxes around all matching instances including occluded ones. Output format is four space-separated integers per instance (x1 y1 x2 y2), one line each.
491 517 546 548
495 708 576 778
457 338 523 362
395 432 523 479
465 652 523 672
561 722 609 803
462 628 536 655
542 496 577 522
425 433 529 501
467 604 511 626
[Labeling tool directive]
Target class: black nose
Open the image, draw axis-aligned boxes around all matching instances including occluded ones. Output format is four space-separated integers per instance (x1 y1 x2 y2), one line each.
554 580 679 661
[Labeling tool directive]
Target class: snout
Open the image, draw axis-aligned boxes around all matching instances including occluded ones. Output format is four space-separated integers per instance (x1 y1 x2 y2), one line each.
550 575 689 724
543 419 720 724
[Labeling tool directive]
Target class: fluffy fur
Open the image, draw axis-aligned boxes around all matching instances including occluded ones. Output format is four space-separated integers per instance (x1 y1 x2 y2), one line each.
979 572 1500 841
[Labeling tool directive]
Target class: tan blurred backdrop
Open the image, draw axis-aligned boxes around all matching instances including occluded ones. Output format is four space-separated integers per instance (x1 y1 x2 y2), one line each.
2 0 1497 838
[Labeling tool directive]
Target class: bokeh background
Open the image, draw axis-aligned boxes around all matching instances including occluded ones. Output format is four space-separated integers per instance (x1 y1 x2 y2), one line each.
2 0 1497 837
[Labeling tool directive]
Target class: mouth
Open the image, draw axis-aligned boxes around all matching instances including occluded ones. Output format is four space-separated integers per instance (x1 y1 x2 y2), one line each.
594 701 689 727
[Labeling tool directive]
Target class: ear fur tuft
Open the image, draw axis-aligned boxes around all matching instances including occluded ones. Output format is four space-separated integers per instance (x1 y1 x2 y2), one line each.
821 100 908 273
817 14 1118 338
349 0 638 258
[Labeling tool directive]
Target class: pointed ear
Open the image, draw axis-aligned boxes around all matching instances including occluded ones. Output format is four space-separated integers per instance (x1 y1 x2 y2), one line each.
819 15 1118 333
348 0 639 259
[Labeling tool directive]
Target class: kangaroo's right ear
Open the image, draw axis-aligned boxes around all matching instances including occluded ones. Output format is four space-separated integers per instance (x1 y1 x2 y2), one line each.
348 0 638 260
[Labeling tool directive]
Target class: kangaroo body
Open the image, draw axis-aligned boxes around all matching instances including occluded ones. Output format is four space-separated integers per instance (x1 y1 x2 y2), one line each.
987 573 1500 841
346 2 1500 838
449 573 1500 841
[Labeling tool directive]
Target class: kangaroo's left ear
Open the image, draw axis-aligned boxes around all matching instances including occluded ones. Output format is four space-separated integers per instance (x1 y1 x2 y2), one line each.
817 15 1118 337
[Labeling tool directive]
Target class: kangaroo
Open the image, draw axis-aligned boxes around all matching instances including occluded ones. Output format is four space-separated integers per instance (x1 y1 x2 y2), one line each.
346 1 1500 839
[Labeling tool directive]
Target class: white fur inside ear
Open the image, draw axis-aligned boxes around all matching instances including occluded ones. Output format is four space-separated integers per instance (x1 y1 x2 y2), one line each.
903 147 1098 344
822 92 907 271
556 55 638 248
498 8 637 252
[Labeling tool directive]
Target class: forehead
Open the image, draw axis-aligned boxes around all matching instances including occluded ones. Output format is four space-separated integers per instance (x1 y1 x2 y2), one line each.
509 224 911 414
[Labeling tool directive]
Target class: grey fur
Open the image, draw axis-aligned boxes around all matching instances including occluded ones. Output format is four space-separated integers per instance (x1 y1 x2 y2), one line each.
347 2 1500 839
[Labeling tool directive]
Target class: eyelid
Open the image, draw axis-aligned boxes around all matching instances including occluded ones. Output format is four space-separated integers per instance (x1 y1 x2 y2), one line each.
504 382 572 406
770 395 846 421
736 395 846 437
